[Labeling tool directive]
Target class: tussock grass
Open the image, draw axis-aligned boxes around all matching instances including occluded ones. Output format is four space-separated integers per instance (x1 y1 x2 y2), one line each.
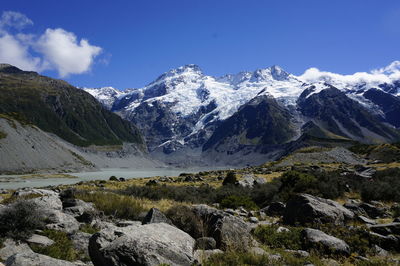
75 191 183 220
30 229 87 262
75 191 145 220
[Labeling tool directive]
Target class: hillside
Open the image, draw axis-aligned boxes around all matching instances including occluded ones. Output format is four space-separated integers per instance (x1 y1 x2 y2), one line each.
0 64 144 147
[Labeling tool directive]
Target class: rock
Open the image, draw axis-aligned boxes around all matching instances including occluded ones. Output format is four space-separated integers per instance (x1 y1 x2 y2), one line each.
284 249 310 257
343 202 366 216
13 188 58 198
195 237 217 250
250 247 267 256
70 232 92 257
5 252 77 266
360 203 388 219
89 223 195 266
268 254 282 261
301 228 350 256
26 234 54 247
372 245 389 257
369 231 400 251
254 177 266 185
277 226 290 233
283 194 354 225
30 194 63 211
237 174 255 188
355 167 376 178
116 220 141 227
249 217 259 223
0 239 33 262
142 208 172 225
64 200 97 223
357 215 377 225
224 208 237 215
193 249 223 265
45 210 80 234
261 201 286 217
369 222 400 236
192 204 254 251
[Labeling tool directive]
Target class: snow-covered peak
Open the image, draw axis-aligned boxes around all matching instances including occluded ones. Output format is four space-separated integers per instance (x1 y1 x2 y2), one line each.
83 87 124 109
152 64 203 84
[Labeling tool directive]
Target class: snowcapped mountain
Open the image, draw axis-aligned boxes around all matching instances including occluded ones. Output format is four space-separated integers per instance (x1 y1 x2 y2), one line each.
84 62 400 165
83 87 125 110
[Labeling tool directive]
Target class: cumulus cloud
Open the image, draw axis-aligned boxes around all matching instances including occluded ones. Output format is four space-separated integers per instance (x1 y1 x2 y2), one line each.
0 11 103 77
36 29 102 77
0 33 43 71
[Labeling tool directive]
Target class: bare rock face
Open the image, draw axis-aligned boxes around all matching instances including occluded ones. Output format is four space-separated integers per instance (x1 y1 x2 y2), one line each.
283 194 354 225
0 239 33 262
5 252 77 266
301 228 350 256
141 208 172 225
88 223 195 266
192 204 254 251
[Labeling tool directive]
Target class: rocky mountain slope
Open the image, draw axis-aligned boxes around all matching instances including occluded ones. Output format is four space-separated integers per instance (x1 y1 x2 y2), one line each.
0 64 144 147
0 64 159 174
85 62 400 165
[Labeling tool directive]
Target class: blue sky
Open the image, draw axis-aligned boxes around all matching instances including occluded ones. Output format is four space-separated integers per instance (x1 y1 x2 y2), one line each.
1 0 400 89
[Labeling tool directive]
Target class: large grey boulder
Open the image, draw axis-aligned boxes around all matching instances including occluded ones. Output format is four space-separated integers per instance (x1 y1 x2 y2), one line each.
0 239 33 262
89 223 195 266
45 210 80 233
5 252 77 266
283 194 355 225
141 208 172 225
301 228 350 256
192 204 254 251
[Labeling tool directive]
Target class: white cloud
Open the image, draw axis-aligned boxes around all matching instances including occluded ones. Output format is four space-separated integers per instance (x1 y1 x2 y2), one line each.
36 28 102 77
0 33 43 71
0 11 33 31
299 62 400 87
0 11 103 77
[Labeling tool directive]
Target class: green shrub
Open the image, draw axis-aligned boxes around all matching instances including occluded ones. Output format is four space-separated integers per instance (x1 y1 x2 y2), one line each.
165 205 205 238
30 229 84 261
360 168 400 202
220 195 258 210
253 225 303 250
0 200 45 240
109 176 118 181
222 171 237 186
75 191 145 220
